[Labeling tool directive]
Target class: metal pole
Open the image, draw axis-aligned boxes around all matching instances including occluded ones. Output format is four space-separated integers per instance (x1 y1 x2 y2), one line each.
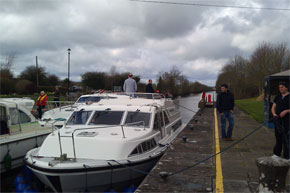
36 56 39 88
121 125 126 138
67 48 71 96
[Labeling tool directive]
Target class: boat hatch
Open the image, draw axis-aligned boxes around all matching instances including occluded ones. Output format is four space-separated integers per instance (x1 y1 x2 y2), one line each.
77 131 98 137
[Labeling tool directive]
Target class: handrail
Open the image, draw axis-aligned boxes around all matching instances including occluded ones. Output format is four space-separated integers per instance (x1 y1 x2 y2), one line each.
69 125 126 160
62 121 146 160
123 120 146 130
115 92 166 99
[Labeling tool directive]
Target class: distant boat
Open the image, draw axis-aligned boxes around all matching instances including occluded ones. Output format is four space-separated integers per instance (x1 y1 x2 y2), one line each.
25 93 185 192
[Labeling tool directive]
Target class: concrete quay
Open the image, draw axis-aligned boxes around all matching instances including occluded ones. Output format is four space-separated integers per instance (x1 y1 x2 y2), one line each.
137 107 290 192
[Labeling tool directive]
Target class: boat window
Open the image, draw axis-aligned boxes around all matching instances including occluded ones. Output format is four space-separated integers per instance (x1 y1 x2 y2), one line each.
76 96 118 103
172 120 182 131
159 112 164 127
129 138 157 156
0 106 9 135
67 111 92 125
76 96 101 103
153 114 161 130
0 106 7 121
125 112 151 127
9 108 19 125
163 111 169 125
89 111 123 125
19 110 31 123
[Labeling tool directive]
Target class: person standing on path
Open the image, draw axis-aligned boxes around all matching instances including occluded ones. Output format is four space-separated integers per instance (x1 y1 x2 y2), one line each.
271 82 290 159
216 84 235 141
123 73 137 95
36 91 48 119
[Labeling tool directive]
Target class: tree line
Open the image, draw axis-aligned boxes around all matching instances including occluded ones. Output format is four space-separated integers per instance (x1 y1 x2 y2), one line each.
216 42 290 99
156 66 213 97
0 58 212 97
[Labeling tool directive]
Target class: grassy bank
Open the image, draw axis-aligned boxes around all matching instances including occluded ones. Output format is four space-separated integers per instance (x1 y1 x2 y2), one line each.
235 98 264 123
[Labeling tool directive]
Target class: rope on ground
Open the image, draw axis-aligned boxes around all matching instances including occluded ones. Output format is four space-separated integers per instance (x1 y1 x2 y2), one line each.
174 101 199 114
167 121 265 177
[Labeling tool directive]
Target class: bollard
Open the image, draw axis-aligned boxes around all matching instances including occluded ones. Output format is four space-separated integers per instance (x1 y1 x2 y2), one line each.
256 156 290 193
182 136 187 143
207 94 211 103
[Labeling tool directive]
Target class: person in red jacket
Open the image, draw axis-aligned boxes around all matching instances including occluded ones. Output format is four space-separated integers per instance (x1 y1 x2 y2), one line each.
36 91 48 119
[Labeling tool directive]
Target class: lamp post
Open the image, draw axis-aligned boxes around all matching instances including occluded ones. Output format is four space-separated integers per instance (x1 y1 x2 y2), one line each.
67 48 71 96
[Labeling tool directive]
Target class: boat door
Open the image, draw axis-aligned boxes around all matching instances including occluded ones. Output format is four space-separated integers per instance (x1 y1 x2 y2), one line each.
0 104 9 135
7 104 22 134
153 111 166 138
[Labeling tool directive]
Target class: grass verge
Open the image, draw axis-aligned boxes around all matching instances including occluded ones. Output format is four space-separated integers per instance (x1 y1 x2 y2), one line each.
235 98 264 123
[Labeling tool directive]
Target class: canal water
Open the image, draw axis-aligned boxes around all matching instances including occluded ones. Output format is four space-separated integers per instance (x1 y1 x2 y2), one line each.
1 94 205 193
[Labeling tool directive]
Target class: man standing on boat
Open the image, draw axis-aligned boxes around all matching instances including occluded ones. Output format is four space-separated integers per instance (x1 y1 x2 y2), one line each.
216 84 235 141
123 73 137 95
36 91 48 119
271 82 290 160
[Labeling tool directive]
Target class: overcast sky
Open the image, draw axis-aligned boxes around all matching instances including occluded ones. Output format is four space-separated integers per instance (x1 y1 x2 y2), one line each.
1 0 289 86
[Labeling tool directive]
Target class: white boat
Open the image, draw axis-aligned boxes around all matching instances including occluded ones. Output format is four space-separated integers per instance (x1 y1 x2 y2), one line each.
0 98 51 173
25 93 185 192
38 94 117 128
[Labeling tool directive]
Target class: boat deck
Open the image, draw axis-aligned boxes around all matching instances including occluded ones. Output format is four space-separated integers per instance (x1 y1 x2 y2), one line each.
0 122 51 144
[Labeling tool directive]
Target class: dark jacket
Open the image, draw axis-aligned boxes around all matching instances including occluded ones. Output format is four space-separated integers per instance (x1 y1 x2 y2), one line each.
146 84 155 93
216 91 235 113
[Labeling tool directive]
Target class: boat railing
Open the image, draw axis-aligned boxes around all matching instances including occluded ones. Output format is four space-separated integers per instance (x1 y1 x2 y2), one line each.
115 92 166 99
43 101 75 112
63 121 145 160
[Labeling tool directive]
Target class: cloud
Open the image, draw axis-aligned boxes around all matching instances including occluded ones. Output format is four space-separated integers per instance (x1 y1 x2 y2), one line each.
1 0 290 86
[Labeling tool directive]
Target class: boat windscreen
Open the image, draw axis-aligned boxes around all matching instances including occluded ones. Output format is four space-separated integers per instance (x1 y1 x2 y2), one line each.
76 96 101 103
89 111 124 125
125 112 151 127
67 111 92 125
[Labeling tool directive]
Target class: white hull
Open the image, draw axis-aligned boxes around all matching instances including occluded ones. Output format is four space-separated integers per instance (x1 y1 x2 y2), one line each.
26 155 162 192
24 93 186 192
1 131 50 173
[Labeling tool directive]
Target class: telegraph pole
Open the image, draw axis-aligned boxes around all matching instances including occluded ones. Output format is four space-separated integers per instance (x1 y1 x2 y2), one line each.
36 56 39 87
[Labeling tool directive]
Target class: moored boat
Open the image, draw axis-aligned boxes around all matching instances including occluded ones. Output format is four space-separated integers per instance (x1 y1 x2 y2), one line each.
0 98 51 173
25 93 185 192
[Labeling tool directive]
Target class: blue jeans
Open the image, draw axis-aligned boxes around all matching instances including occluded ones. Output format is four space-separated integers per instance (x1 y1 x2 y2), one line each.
220 111 234 138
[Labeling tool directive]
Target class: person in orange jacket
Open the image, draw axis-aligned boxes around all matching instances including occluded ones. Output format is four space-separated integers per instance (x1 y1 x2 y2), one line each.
36 91 48 119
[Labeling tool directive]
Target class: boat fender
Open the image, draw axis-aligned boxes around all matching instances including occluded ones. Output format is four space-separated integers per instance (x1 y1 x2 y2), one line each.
158 143 165 147
3 150 12 171
23 189 38 193
123 185 137 193
14 175 25 188
24 166 33 184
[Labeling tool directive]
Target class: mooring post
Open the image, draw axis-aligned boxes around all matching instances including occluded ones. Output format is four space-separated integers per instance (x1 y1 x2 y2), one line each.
256 156 290 193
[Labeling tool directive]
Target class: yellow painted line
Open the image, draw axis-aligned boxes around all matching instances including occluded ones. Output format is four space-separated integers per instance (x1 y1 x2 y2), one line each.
214 108 224 193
